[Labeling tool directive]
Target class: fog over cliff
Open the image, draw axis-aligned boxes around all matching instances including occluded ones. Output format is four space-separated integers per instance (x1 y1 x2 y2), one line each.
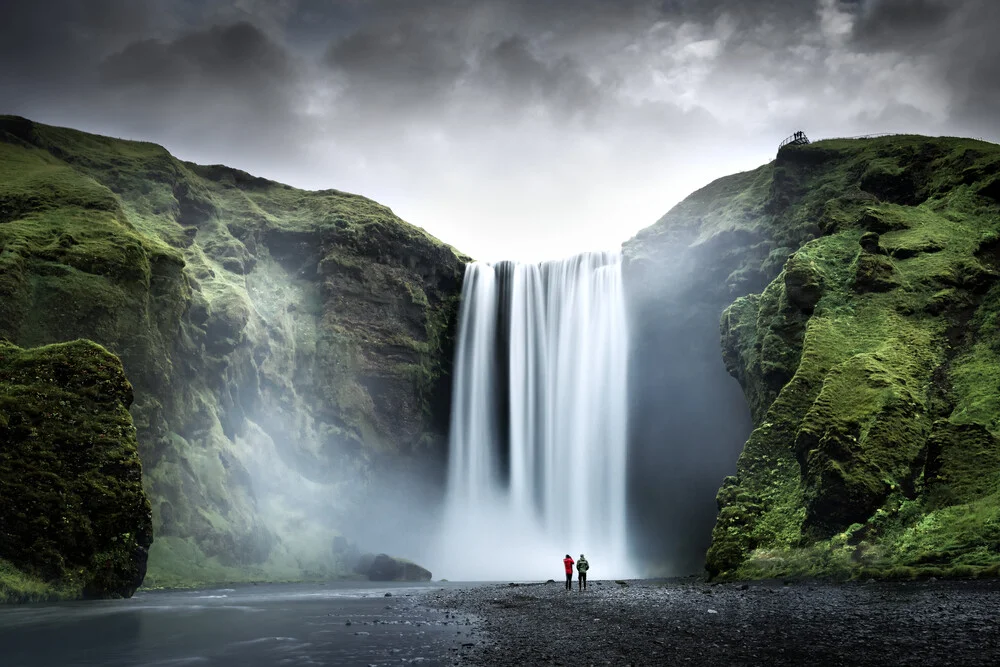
3 0 999 261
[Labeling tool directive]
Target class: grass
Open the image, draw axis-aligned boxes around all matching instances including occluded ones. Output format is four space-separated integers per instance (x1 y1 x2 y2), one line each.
0 557 81 603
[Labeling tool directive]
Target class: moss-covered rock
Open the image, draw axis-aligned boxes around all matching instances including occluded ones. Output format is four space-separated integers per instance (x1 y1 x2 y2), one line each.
0 116 467 588
626 134 1000 579
0 339 153 601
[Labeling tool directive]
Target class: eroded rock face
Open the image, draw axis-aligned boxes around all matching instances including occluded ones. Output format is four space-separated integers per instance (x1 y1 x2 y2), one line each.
0 340 153 601
626 135 1000 579
0 116 467 587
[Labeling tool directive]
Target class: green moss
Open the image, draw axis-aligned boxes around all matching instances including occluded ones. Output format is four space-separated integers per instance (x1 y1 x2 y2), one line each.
0 339 153 599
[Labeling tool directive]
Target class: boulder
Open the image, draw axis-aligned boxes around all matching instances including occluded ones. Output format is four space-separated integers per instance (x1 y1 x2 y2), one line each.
366 553 432 582
354 552 376 576
0 340 153 600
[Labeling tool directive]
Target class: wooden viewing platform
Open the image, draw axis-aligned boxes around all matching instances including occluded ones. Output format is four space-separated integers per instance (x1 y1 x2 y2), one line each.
779 130 810 149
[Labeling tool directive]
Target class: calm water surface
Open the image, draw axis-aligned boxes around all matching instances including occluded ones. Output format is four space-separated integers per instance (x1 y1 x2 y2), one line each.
0 581 483 667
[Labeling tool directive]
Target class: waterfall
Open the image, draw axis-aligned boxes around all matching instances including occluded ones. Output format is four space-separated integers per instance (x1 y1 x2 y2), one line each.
437 251 630 580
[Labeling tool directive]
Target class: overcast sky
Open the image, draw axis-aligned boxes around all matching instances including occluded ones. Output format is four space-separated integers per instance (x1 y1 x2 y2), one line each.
2 0 998 261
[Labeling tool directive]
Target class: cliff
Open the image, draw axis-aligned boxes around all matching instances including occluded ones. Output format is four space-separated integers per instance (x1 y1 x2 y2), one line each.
0 116 467 588
624 134 1000 579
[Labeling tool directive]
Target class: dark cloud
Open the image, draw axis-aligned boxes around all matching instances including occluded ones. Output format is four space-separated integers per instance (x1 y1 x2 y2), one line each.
852 0 953 47
102 21 293 87
0 0 162 83
479 36 604 116
324 22 468 103
0 0 998 260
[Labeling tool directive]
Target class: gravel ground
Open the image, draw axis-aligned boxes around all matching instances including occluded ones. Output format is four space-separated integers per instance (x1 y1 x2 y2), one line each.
430 577 1000 666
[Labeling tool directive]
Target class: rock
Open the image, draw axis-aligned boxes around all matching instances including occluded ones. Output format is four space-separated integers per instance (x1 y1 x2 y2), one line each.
858 209 911 234
354 552 376 576
367 553 432 582
0 340 153 601
858 231 883 253
853 252 898 292
783 254 823 311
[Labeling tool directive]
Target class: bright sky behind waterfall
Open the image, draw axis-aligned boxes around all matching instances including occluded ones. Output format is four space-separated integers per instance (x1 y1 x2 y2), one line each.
3 0 999 261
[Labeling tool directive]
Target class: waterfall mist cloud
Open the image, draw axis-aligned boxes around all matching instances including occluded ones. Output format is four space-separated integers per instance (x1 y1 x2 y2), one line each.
4 1 999 261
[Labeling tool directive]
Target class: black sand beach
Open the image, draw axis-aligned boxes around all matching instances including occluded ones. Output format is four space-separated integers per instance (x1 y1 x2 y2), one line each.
432 578 1000 666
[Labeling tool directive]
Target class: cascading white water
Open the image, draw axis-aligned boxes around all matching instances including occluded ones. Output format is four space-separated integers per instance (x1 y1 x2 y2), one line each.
436 251 631 580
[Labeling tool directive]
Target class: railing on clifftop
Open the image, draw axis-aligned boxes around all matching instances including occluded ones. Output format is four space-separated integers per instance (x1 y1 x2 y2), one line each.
778 131 811 149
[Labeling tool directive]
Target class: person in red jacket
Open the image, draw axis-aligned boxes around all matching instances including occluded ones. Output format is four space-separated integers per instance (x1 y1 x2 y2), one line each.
562 554 574 590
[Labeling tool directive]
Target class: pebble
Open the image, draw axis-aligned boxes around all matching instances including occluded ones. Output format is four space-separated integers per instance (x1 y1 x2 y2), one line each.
429 578 1000 666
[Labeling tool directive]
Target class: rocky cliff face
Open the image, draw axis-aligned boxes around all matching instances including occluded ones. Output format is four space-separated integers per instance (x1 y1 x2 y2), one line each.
0 117 467 588
625 135 1000 579
0 340 153 601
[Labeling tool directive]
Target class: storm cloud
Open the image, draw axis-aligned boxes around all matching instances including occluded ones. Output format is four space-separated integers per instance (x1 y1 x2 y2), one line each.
1 0 998 259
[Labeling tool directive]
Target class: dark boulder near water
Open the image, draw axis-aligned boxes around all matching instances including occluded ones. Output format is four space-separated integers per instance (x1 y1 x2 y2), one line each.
365 553 433 582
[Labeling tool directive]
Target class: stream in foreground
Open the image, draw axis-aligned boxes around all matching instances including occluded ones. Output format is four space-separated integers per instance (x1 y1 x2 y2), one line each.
0 581 483 667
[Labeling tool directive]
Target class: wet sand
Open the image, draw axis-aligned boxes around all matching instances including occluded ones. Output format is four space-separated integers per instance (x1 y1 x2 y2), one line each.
432 577 1000 666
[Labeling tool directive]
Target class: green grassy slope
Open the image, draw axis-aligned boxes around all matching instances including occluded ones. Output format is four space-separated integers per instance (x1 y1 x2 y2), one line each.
0 116 467 589
627 134 1000 579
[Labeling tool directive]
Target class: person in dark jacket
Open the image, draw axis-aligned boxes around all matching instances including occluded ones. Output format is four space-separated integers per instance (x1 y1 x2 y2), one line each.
576 554 589 590
562 554 574 590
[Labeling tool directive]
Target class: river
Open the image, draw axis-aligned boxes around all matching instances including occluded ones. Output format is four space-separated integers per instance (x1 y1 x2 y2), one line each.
0 581 483 667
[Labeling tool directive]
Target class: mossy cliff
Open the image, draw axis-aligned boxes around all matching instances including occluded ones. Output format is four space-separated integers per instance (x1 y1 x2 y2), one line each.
0 116 467 588
0 339 153 601
624 135 1000 579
